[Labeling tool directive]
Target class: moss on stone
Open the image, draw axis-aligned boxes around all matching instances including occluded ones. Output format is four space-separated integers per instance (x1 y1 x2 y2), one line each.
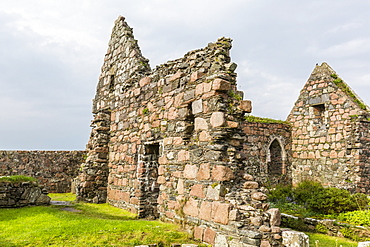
245 115 289 124
0 175 37 183
330 74 367 110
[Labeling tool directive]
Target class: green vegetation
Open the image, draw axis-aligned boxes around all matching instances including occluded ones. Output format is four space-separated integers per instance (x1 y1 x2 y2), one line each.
245 115 289 124
0 175 37 183
330 74 368 110
142 108 149 114
268 180 369 216
228 91 242 101
269 181 370 243
48 193 77 202
337 210 370 227
0 193 205 247
306 233 358 247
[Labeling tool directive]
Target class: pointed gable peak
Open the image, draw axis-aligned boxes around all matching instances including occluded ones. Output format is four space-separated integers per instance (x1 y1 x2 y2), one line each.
308 62 370 112
308 62 337 82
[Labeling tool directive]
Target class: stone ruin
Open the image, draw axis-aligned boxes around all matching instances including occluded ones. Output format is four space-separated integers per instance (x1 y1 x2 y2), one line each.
0 179 50 208
72 16 370 246
0 15 369 247
75 16 291 247
288 62 370 193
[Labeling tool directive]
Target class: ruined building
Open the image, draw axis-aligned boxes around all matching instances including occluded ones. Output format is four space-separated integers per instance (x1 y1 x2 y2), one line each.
288 62 370 193
1 14 367 247
73 16 370 246
75 16 291 246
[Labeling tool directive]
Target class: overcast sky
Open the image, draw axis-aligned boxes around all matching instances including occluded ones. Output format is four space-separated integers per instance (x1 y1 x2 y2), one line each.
1 0 370 150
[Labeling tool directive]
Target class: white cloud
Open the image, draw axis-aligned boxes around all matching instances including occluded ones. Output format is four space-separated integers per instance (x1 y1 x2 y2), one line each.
1 0 370 149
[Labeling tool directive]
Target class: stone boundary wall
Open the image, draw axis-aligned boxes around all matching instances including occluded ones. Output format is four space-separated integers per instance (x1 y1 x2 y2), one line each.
241 121 292 186
0 181 50 207
281 213 370 242
0 151 86 193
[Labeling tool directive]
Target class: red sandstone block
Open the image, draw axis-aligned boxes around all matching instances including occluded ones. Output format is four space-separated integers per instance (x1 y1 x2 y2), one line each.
168 71 185 82
260 240 272 247
227 121 238 128
190 184 205 198
158 156 168 164
199 201 212 221
195 83 204 96
239 100 252 113
165 211 175 219
178 150 190 162
139 76 151 87
212 202 230 225
212 78 230 91
243 181 259 189
158 165 165 175
130 197 139 205
201 90 218 99
183 198 199 217
211 165 234 181
193 226 205 240
251 192 268 201
203 228 216 245
167 200 180 210
157 176 166 184
122 191 130 202
190 71 204 82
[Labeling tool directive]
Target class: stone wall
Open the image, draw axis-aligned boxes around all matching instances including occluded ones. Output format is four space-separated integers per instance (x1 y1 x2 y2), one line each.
356 118 370 193
241 122 291 186
287 63 370 192
0 181 50 207
0 151 86 193
77 16 284 247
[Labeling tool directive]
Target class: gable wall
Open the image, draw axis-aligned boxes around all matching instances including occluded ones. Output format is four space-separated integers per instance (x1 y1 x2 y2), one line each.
287 64 370 192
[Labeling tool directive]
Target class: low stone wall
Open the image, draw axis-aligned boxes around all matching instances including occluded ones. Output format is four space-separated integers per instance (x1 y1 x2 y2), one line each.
282 213 370 242
0 150 86 193
0 181 50 207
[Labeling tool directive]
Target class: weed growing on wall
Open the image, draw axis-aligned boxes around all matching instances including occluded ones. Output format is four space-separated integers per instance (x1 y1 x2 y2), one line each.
0 175 37 183
330 74 367 110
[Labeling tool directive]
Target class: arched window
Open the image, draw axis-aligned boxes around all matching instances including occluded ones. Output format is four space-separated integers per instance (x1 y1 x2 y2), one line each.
268 139 284 175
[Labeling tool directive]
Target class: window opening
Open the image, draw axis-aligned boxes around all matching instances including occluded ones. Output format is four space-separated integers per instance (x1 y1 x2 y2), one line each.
268 139 283 175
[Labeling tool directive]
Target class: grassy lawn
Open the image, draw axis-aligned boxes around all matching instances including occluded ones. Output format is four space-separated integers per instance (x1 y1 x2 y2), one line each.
0 193 204 247
307 232 358 247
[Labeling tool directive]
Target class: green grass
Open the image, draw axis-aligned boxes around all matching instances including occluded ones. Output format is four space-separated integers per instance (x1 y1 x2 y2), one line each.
307 232 358 247
0 175 37 183
0 194 204 247
48 193 78 202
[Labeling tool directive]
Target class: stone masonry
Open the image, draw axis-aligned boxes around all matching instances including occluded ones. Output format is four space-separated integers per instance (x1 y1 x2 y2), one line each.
76 16 285 246
241 122 291 186
287 62 370 193
0 180 50 208
0 150 85 193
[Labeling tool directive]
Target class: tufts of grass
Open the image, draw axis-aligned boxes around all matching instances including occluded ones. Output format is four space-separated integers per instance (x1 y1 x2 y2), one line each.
306 232 358 247
330 74 368 110
245 115 289 124
0 175 37 183
0 193 204 247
